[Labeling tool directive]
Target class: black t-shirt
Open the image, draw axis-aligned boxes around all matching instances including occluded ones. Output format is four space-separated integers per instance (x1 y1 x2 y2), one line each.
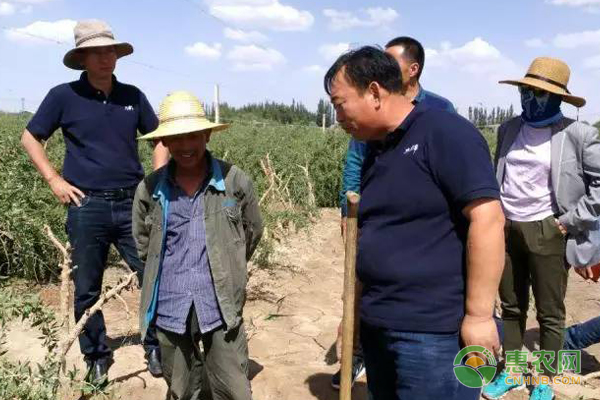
357 103 500 333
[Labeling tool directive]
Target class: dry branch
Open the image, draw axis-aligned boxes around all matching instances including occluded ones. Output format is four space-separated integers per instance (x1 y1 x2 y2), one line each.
56 272 137 366
297 163 316 207
44 225 72 330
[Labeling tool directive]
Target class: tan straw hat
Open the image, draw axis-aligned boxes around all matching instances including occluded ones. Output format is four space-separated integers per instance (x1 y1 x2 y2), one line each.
499 57 585 107
139 91 230 140
63 19 133 70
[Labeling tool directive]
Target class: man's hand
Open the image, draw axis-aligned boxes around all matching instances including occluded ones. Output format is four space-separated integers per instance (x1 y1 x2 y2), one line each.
49 175 85 206
340 217 347 240
461 314 500 354
554 218 568 236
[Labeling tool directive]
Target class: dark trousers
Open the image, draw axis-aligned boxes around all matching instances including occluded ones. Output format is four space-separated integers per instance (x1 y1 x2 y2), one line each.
360 322 481 400
499 216 568 376
157 307 252 400
66 195 159 362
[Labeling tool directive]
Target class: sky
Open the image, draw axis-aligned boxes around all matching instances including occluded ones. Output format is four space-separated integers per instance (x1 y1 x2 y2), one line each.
1 0 600 123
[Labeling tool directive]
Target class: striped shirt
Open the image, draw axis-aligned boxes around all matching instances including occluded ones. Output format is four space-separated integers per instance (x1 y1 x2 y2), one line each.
155 169 223 334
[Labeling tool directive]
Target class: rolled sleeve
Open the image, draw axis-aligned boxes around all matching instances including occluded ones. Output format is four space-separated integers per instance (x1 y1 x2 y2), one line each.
138 91 159 134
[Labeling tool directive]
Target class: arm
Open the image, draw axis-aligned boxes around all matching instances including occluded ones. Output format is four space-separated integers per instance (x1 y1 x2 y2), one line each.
339 139 367 237
461 198 505 351
152 140 170 170
241 176 263 261
558 128 600 234
132 181 152 265
21 129 84 205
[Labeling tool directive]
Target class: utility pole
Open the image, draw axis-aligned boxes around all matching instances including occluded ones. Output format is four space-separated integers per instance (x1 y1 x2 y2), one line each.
322 113 326 133
214 84 220 123
21 97 25 112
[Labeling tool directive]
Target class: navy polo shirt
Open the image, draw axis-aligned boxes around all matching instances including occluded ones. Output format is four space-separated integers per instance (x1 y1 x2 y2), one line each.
357 102 500 333
27 72 158 190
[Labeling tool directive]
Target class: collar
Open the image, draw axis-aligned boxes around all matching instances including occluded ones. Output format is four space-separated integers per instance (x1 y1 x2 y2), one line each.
412 85 425 104
79 71 119 97
165 151 226 193
373 101 429 152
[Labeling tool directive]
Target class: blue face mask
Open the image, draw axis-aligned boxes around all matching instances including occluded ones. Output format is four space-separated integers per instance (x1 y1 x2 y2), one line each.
520 86 563 127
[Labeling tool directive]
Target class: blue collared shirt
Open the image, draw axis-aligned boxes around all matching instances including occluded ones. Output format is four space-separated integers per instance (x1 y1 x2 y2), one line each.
155 159 224 334
27 72 158 190
339 87 455 215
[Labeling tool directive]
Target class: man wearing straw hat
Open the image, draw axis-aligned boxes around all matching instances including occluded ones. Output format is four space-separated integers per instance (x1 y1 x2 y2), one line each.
21 19 168 383
482 58 600 400
133 91 263 400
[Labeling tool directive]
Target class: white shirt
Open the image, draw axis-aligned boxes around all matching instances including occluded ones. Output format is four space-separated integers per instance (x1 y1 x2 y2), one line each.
501 124 558 221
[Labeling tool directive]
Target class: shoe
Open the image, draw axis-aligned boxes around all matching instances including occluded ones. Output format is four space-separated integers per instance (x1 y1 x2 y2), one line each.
85 358 112 387
145 348 163 377
529 383 554 400
331 355 366 390
482 371 524 399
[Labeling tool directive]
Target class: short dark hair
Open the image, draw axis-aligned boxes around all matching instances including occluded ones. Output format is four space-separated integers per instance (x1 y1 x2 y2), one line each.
324 45 403 96
385 36 425 80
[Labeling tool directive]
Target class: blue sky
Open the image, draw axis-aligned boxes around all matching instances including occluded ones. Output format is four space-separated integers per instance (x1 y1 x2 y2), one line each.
1 0 600 123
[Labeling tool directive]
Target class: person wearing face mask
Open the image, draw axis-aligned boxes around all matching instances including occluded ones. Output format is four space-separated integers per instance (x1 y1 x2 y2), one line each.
482 58 600 400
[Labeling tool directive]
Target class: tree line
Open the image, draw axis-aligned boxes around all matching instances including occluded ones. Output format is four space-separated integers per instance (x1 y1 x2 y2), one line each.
205 99 336 127
468 105 515 127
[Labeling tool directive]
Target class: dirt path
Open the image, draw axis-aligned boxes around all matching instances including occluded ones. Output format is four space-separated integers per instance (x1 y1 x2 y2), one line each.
4 208 600 399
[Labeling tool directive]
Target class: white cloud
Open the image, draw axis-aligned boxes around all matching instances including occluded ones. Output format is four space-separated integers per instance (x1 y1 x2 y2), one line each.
524 38 546 48
206 0 313 31
223 27 268 43
0 2 16 15
5 19 76 44
20 4 32 13
302 64 324 74
185 42 222 60
319 42 350 61
323 7 398 31
547 0 600 12
422 38 522 116
553 29 600 48
226 44 285 71
548 0 600 5
583 54 600 69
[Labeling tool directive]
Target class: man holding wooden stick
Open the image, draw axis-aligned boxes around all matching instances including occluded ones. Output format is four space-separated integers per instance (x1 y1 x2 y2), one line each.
325 46 505 399
20 20 168 383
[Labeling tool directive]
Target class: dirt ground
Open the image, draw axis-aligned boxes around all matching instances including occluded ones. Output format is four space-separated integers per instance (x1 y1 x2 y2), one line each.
5 208 600 399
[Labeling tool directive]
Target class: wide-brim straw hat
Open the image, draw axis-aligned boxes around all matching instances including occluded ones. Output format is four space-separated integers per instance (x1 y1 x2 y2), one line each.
499 57 585 108
63 19 133 70
139 91 230 140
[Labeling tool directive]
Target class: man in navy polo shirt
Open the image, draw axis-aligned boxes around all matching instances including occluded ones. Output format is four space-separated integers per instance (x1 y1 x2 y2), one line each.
325 46 506 399
20 20 168 383
333 36 455 390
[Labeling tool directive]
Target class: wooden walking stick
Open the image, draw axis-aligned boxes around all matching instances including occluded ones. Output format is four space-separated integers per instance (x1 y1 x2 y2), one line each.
340 191 360 400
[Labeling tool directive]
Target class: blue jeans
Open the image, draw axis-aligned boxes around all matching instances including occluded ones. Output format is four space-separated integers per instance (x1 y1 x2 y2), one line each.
564 316 600 350
360 322 481 400
66 195 158 362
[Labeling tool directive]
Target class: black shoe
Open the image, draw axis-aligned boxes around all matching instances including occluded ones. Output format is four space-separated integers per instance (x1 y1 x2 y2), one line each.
145 348 163 377
85 358 112 387
331 355 366 390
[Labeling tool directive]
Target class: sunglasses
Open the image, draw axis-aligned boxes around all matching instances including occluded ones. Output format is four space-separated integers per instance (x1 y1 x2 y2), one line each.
518 86 548 97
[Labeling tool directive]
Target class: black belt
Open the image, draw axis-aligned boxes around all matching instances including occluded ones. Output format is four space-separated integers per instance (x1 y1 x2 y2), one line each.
83 186 137 200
